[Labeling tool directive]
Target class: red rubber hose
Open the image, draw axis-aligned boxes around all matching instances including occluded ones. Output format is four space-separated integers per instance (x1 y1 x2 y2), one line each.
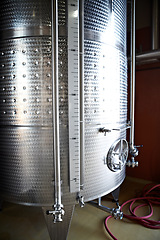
104 184 160 239
104 216 118 240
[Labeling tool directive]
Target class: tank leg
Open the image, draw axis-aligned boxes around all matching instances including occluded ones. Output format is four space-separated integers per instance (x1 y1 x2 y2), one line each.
111 186 120 203
42 205 75 240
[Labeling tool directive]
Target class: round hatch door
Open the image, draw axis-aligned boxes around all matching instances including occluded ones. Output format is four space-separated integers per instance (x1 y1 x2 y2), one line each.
107 139 128 172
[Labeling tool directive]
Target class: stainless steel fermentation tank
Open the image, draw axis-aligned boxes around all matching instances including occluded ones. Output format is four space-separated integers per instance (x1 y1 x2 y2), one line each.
0 0 128 239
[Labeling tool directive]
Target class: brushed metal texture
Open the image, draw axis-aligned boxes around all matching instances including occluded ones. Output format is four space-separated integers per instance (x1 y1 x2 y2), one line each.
0 37 53 126
0 127 54 205
0 0 51 30
0 0 128 207
0 36 77 206
0 0 77 206
81 0 128 200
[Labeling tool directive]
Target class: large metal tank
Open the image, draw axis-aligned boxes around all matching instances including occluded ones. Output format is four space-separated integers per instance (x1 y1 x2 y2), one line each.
0 0 128 239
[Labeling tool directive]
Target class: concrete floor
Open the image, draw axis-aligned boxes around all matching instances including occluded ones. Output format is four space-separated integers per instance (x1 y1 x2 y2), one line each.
0 177 160 240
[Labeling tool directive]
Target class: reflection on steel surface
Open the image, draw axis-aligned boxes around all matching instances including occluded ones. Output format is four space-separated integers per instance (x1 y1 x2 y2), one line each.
0 0 128 239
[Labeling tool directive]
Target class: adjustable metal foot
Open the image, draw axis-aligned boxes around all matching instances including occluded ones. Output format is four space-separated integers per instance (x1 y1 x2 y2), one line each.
89 187 123 220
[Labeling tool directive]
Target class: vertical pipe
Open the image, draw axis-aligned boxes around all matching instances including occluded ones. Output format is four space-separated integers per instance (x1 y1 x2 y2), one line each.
79 0 85 190
152 0 159 50
51 0 63 220
130 0 136 153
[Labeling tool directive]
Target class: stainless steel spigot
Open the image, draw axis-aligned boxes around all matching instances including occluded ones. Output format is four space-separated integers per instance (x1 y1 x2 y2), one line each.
46 204 65 223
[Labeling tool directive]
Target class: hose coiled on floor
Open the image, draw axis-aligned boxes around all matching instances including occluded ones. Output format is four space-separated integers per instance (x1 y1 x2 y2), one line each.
104 183 160 239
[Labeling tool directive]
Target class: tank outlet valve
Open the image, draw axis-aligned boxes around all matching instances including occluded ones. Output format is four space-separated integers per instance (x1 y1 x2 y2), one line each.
126 157 138 168
129 146 139 157
77 195 85 208
112 206 123 220
129 145 143 157
46 204 65 223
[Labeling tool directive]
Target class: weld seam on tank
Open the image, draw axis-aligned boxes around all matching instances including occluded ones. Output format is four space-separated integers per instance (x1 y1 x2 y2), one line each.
0 26 69 40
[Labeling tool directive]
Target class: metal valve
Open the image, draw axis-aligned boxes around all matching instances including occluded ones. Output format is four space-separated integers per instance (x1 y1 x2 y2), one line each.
77 195 85 208
127 145 143 167
129 144 143 157
112 206 123 220
126 157 138 168
46 204 65 223
130 146 138 157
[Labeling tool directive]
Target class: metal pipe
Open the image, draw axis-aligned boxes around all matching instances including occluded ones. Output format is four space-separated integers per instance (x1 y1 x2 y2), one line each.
136 50 160 61
79 0 85 190
130 0 136 154
51 0 64 222
152 0 159 50
136 50 160 65
127 0 139 167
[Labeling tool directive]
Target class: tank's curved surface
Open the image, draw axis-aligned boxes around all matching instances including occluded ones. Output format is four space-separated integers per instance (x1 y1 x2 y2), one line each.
0 0 127 207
